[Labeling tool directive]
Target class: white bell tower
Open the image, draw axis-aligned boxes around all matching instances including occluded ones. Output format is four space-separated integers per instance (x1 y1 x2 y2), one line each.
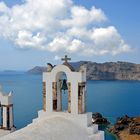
43 55 86 114
38 55 104 140
0 89 15 130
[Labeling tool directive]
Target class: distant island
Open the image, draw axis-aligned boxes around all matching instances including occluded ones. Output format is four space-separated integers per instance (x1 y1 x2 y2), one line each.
3 70 17 73
27 66 48 74
27 61 140 80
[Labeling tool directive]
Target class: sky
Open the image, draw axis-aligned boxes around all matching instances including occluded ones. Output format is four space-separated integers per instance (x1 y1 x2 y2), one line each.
0 0 140 70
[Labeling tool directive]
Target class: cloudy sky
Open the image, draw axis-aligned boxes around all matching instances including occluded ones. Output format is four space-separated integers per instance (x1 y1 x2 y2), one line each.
0 0 140 70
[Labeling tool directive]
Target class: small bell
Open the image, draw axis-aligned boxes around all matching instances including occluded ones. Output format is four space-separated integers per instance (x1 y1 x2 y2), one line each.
61 79 68 94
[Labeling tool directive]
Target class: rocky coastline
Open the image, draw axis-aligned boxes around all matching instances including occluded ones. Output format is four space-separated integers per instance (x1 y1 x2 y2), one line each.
108 115 140 140
92 113 140 140
92 112 110 125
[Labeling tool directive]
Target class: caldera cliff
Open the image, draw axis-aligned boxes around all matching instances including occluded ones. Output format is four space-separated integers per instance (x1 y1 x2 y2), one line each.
27 61 140 80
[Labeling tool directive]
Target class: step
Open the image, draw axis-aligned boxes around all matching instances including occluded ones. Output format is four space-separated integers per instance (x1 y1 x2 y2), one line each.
87 124 98 135
88 131 104 140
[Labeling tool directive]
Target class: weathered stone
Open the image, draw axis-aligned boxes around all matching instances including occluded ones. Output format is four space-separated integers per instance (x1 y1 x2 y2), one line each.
43 82 46 111
78 83 86 114
52 82 57 111
92 113 110 125
108 115 140 140
92 113 103 119
116 115 132 125
129 126 140 135
68 82 71 113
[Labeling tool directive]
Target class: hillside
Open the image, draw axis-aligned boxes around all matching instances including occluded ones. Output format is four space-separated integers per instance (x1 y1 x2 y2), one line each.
27 66 47 74
27 61 140 80
109 115 140 140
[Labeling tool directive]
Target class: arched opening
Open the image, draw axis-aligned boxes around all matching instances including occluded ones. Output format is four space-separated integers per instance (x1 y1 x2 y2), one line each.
60 72 68 111
53 71 70 112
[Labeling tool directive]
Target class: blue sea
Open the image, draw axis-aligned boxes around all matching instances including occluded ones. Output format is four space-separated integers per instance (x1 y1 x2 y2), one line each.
0 72 140 140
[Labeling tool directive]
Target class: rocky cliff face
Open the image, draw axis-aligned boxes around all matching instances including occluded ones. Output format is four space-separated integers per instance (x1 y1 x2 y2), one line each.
27 61 140 80
83 61 140 80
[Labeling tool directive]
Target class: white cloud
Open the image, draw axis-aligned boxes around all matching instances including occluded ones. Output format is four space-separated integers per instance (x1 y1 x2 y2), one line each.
0 2 9 12
61 6 107 27
90 26 131 55
54 55 61 61
0 0 131 56
15 30 46 49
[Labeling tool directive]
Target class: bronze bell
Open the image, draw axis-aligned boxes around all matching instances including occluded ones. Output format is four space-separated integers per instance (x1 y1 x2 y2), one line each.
61 79 68 93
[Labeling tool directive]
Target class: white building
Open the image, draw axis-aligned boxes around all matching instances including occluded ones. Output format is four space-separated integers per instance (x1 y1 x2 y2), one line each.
0 55 104 140
0 88 15 137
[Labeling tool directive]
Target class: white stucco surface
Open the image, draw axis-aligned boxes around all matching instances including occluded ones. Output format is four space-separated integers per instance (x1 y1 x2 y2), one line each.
0 116 101 140
0 91 13 105
0 130 10 137
0 111 104 140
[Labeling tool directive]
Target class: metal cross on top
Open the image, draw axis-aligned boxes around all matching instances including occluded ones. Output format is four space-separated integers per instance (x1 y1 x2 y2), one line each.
61 55 71 63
